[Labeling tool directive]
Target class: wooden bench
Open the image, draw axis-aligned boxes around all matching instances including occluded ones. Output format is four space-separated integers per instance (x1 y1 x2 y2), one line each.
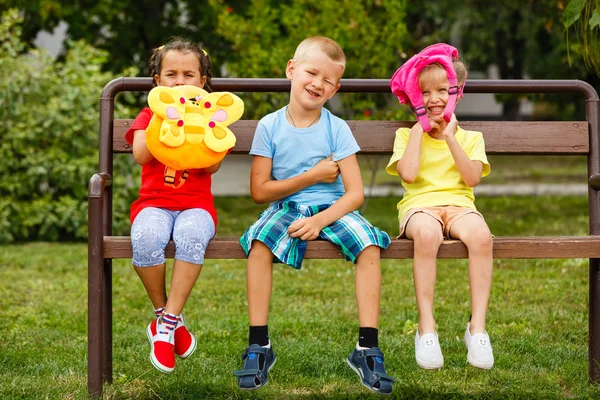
88 77 600 396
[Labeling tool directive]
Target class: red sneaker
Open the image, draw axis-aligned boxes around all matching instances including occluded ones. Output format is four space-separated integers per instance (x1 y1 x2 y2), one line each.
146 316 176 373
174 314 197 359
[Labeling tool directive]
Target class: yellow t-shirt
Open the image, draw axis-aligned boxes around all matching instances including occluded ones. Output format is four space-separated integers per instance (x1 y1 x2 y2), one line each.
385 126 491 221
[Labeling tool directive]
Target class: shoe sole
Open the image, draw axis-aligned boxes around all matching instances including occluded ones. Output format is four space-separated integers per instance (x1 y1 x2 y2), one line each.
146 324 174 373
345 357 392 396
466 354 494 370
238 356 277 391
416 357 444 370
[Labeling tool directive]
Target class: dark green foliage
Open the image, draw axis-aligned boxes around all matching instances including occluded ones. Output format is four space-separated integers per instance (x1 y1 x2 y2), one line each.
0 10 137 242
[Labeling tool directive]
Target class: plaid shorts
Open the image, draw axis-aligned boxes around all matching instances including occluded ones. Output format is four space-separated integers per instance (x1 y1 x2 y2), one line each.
240 201 391 269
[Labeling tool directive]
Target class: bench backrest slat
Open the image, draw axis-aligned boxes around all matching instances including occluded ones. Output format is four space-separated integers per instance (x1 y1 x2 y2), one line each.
112 119 589 155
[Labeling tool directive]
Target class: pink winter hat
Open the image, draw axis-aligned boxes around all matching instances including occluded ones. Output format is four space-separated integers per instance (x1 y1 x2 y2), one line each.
390 43 465 132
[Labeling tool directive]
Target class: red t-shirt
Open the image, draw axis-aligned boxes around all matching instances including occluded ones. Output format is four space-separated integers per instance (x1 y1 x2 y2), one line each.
125 108 217 227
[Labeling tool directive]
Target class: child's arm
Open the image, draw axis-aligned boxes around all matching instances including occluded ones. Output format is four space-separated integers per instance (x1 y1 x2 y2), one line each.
397 123 424 183
132 130 155 165
250 155 339 204
287 154 363 241
203 160 222 174
443 114 483 187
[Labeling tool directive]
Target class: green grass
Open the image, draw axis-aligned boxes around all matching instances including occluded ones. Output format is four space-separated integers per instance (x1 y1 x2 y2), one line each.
2 196 600 399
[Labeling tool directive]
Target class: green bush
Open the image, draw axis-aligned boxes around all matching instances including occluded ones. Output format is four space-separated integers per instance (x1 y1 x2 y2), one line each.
0 9 137 243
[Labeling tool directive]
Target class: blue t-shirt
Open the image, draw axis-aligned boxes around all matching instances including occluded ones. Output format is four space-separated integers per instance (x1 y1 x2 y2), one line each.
250 107 360 205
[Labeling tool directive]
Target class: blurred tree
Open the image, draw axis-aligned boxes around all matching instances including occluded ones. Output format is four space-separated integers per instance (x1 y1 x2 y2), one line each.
1 0 249 76
4 0 412 118
405 0 600 120
210 0 411 119
0 9 137 242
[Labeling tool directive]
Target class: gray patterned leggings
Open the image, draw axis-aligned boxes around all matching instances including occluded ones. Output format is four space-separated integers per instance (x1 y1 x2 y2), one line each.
131 207 215 267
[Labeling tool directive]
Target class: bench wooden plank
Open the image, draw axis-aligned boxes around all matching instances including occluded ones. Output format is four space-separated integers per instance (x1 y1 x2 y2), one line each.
104 236 600 260
112 120 589 155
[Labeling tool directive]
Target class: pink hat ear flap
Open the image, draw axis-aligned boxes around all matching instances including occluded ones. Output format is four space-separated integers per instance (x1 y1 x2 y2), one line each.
443 72 459 123
444 87 458 123
443 64 461 123
406 66 432 132
390 66 409 104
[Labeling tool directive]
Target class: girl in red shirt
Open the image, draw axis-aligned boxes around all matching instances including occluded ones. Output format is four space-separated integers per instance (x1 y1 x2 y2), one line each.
125 37 221 374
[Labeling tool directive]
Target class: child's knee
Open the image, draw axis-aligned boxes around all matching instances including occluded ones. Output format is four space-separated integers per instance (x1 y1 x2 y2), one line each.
131 224 170 254
357 245 380 263
464 229 493 252
131 226 169 267
172 227 210 250
413 228 443 249
248 240 273 260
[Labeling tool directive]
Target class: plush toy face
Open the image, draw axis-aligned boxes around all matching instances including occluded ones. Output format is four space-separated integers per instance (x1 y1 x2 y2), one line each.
146 85 244 171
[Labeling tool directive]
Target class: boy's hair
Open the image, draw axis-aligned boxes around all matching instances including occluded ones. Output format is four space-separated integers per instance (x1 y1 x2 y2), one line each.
148 36 213 91
293 36 346 69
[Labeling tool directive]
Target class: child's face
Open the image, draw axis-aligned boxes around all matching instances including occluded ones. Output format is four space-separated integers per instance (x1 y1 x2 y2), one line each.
419 67 451 123
286 50 344 110
155 50 206 88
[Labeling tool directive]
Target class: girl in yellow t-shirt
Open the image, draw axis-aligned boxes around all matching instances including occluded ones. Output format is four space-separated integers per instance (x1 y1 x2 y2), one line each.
386 54 494 371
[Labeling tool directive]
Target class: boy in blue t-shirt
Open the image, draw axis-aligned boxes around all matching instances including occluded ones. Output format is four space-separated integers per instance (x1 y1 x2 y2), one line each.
233 36 394 395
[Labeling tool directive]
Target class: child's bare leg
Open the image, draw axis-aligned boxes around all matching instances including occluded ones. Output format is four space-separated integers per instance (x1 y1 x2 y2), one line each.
405 213 444 334
355 245 381 328
247 240 274 326
164 260 203 316
449 214 493 333
134 264 168 310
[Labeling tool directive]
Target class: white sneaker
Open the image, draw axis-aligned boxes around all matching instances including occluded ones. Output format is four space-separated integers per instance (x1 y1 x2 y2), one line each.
464 323 494 369
415 330 444 369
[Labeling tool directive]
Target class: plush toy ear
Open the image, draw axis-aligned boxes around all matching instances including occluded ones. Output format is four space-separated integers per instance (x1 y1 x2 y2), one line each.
200 92 244 152
148 87 187 119
200 92 244 125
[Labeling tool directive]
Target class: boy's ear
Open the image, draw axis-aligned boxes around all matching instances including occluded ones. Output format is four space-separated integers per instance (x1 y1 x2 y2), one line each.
285 60 295 80
325 81 342 100
154 74 161 86
333 82 341 95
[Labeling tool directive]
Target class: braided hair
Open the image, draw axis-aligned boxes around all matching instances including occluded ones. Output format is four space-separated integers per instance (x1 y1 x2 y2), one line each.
148 36 213 92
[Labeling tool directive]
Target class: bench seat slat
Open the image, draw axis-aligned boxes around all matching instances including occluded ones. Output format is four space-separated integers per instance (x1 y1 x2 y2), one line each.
113 120 589 155
104 236 600 260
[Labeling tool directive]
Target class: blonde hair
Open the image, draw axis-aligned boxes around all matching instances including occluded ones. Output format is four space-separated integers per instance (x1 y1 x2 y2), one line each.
418 59 467 89
293 36 346 68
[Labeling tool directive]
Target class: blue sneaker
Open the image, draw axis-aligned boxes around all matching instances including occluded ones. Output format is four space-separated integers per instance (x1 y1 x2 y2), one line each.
234 344 277 390
346 346 395 395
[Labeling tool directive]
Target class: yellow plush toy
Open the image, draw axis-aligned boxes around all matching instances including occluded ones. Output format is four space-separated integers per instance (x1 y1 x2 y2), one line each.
146 85 244 187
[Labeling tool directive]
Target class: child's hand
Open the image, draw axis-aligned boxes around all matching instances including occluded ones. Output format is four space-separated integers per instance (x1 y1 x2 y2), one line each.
311 154 339 183
287 216 323 241
441 113 458 140
416 116 441 135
